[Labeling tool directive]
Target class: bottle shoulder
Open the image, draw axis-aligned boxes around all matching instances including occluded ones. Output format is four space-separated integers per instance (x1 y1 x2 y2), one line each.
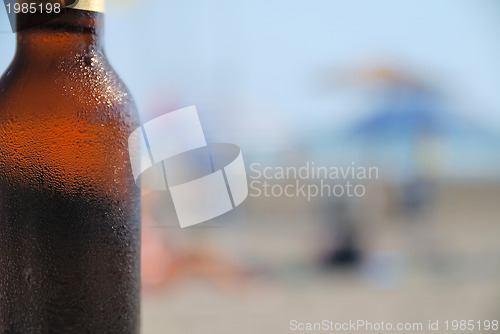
0 53 140 195
0 51 139 122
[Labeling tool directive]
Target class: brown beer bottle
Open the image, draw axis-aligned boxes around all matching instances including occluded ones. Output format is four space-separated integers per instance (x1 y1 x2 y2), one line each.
0 1 141 333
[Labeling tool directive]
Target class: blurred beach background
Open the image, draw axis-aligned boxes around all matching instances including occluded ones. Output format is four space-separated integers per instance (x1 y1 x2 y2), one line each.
1 0 500 333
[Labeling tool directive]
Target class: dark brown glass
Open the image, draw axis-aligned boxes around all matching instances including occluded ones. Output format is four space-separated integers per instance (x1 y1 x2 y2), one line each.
0 9 141 333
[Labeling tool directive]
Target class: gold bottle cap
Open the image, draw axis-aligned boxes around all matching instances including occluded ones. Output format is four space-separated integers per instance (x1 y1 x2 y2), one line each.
67 0 105 13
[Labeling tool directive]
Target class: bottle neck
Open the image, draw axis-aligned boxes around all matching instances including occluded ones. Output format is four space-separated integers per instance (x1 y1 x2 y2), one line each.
16 9 105 61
